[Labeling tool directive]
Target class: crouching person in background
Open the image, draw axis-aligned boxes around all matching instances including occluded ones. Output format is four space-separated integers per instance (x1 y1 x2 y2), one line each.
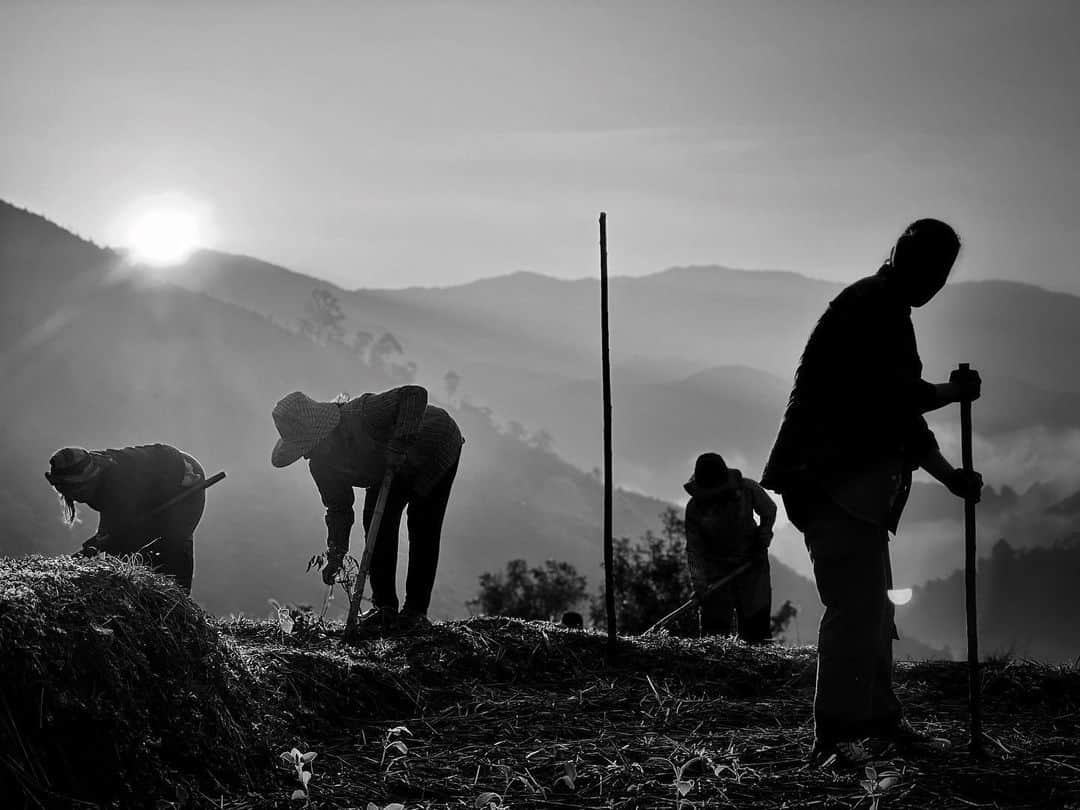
684 453 777 642
271 385 464 636
46 444 206 594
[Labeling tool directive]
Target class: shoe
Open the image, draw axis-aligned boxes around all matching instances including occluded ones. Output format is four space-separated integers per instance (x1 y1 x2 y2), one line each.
873 717 951 755
356 605 398 636
809 739 874 768
397 608 431 633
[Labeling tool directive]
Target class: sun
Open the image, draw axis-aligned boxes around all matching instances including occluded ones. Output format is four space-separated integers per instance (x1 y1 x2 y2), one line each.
124 205 202 266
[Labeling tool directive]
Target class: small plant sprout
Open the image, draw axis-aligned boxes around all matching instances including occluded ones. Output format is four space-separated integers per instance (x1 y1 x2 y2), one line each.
365 804 406 810
474 791 504 809
649 754 706 810
268 599 295 636
279 747 317 803
380 725 412 776
859 765 902 810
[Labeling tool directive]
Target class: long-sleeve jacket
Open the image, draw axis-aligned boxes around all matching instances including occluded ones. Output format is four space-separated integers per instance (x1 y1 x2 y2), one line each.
685 474 777 596
761 266 939 531
309 386 464 554
83 444 189 554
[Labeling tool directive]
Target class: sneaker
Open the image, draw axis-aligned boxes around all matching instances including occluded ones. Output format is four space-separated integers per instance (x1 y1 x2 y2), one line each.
810 739 874 768
356 605 398 636
874 717 951 755
397 609 431 633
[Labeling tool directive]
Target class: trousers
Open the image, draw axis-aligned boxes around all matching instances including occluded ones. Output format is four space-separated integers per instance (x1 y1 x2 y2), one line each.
699 556 772 641
799 496 902 744
364 460 458 614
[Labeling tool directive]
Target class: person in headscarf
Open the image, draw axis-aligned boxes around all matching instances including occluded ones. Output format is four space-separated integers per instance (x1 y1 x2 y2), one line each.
271 385 463 634
46 444 206 593
761 218 983 767
684 452 777 641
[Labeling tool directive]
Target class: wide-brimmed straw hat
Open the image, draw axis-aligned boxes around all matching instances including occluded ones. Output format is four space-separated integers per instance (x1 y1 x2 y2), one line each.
684 452 739 499
271 392 341 468
45 447 103 487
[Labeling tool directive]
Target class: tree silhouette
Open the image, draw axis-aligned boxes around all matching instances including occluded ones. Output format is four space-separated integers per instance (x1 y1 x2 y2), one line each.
299 289 346 345
444 370 461 402
469 559 588 620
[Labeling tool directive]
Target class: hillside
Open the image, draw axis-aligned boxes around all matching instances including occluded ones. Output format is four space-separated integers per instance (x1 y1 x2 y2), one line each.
167 248 1080 589
3 557 1077 809
0 201 670 618
903 537 1080 663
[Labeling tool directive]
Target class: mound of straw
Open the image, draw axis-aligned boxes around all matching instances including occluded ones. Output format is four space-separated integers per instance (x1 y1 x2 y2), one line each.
0 555 255 805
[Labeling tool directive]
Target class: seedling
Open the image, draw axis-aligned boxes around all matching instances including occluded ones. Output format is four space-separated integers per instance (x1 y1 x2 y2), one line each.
649 754 706 809
279 747 317 803
475 791 504 809
308 552 362 619
380 725 413 777
859 765 902 810
269 599 295 636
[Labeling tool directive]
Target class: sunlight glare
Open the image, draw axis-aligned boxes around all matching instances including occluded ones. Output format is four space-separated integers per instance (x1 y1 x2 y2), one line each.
124 205 201 266
887 588 913 606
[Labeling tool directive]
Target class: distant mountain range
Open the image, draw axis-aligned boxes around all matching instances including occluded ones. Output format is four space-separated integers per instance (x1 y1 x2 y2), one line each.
0 201 673 618
3 198 1079 660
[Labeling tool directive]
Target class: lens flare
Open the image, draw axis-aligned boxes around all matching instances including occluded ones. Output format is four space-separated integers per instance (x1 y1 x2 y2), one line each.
887 588 913 606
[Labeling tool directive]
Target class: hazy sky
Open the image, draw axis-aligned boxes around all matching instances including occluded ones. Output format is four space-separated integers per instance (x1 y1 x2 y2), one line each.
3 1 1078 292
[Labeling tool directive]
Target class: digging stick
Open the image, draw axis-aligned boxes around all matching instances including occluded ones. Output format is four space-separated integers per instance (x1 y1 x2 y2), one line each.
599 212 617 656
643 560 753 636
344 467 395 641
959 362 983 754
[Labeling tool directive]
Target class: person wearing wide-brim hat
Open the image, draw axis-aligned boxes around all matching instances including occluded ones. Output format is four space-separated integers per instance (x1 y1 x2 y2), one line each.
683 452 777 641
271 384 464 634
45 444 207 594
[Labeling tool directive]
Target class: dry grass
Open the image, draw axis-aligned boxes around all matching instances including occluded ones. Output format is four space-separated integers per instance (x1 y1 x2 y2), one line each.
227 617 1080 810
2 559 1078 809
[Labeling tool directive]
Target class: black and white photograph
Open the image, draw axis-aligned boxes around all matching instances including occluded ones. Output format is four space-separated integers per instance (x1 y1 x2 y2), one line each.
1 1 1078 807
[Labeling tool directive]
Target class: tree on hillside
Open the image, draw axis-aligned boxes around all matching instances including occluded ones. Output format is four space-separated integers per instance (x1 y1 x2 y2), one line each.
353 330 374 362
529 428 555 454
469 559 588 621
299 289 347 345
444 370 461 402
590 507 695 635
592 508 801 639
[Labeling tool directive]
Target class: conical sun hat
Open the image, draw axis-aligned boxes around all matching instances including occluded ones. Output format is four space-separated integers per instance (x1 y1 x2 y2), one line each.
45 447 103 486
271 392 341 468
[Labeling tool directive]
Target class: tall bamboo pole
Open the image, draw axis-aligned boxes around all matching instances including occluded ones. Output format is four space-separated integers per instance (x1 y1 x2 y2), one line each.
959 362 983 754
599 213 616 655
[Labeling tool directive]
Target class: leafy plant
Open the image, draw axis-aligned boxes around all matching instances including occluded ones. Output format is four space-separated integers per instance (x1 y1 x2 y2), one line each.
380 725 412 777
591 508 696 635
469 559 588 621
307 552 362 620
648 753 706 809
280 747 317 803
859 764 902 810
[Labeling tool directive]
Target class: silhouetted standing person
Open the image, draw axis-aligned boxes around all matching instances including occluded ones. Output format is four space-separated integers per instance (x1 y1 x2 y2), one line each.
762 219 983 766
271 385 463 634
685 453 777 641
46 444 206 593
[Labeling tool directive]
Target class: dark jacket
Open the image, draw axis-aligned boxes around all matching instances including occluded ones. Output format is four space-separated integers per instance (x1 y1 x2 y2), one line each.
685 472 777 596
84 444 190 554
761 267 939 531
309 386 464 554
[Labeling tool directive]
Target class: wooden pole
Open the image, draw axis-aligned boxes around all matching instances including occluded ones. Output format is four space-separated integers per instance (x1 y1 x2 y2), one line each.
344 468 395 642
600 212 616 655
959 362 983 754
